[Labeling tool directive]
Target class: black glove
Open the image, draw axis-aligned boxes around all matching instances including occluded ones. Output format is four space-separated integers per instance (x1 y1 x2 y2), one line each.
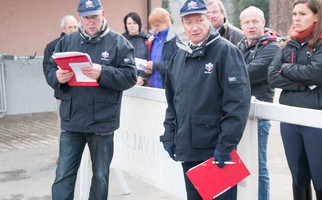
163 141 176 161
214 149 231 168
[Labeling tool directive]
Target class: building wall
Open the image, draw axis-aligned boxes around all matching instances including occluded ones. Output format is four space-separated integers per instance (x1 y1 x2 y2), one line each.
0 0 161 56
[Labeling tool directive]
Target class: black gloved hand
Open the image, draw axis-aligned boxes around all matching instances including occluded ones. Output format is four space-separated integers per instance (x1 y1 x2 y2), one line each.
163 141 176 161
214 149 231 168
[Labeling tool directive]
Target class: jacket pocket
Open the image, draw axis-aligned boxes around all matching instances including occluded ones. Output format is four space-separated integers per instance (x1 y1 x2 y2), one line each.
191 114 221 148
93 97 118 122
60 94 71 121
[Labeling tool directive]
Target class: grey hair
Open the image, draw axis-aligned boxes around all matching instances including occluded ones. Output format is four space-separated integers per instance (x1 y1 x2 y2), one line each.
60 15 77 28
205 0 227 18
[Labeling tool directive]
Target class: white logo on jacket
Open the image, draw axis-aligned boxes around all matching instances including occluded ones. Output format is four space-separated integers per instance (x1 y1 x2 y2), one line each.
102 51 109 59
101 51 109 61
204 62 213 74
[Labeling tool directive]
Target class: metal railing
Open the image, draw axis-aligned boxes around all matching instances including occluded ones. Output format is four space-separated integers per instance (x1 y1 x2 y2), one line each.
0 57 6 114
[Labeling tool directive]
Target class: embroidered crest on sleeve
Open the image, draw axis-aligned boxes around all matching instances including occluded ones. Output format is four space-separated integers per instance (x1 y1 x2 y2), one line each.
123 58 132 64
228 76 237 82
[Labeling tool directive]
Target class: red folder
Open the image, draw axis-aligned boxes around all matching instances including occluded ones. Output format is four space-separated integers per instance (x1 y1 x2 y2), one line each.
186 149 250 200
52 52 99 86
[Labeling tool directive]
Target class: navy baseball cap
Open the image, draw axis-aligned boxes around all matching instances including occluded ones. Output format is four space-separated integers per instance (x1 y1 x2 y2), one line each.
179 0 208 17
78 0 103 17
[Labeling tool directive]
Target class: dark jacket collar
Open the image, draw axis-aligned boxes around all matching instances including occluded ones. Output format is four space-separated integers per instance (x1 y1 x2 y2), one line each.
122 31 149 40
238 28 279 51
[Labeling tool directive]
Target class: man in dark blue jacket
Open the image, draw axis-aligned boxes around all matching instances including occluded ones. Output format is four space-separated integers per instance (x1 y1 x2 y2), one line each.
43 0 137 199
238 6 280 200
160 0 251 199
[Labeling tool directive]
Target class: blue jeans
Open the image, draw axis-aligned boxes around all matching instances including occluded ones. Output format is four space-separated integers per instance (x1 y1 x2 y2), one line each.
52 131 114 200
258 120 271 200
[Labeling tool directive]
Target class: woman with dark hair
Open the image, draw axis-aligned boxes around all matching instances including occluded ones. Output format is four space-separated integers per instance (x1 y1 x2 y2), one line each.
122 12 149 86
268 0 322 199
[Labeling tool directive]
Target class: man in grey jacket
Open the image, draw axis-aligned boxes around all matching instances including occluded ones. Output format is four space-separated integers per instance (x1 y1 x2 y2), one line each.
43 0 137 199
160 0 251 199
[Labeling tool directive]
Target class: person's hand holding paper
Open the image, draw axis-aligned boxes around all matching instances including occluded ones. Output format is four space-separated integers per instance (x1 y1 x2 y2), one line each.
214 149 232 168
56 69 74 84
145 61 153 75
135 58 147 71
52 51 99 86
81 63 102 80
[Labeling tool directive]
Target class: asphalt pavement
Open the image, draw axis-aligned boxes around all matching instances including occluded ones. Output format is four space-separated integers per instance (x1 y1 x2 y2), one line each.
0 112 181 200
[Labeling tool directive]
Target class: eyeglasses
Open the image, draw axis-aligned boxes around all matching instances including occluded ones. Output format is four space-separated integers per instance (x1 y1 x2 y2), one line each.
83 15 99 20
207 10 221 16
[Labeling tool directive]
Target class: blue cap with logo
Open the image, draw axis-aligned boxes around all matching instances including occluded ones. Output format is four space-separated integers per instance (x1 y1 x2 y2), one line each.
78 0 103 17
179 0 208 17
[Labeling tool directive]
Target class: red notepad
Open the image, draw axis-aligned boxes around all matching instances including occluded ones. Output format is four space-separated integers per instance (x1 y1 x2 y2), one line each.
186 149 250 200
52 52 99 86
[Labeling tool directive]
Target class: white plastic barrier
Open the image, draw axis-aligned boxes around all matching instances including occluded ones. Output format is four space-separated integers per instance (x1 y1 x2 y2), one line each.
79 86 322 199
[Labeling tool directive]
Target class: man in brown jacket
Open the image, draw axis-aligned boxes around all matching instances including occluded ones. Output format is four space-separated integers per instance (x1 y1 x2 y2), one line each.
206 0 244 45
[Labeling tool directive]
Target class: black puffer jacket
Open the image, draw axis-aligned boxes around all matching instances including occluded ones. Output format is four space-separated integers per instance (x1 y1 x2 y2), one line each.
268 36 322 109
238 29 280 102
122 31 149 60
122 31 149 79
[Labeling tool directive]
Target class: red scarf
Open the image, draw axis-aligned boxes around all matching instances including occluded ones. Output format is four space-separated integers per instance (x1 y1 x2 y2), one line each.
290 23 316 43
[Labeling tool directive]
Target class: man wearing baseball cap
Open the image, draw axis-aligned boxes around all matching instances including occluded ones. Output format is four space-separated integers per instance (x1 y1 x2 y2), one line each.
160 0 251 199
44 0 137 199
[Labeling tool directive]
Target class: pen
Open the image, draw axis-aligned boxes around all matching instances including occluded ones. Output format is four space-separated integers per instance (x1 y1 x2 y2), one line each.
212 161 236 165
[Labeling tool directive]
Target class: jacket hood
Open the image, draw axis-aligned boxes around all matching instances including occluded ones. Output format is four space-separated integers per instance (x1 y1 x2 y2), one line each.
147 26 176 44
176 26 221 54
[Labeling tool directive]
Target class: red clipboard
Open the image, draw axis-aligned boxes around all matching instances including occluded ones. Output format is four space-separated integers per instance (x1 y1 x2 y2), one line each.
52 52 99 86
186 149 250 200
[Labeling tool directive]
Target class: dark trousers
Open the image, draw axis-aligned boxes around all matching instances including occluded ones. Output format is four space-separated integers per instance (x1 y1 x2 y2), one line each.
281 123 322 191
182 161 237 200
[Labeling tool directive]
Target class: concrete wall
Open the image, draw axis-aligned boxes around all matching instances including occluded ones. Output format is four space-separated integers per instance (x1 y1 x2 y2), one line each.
0 0 161 56
1 58 56 115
